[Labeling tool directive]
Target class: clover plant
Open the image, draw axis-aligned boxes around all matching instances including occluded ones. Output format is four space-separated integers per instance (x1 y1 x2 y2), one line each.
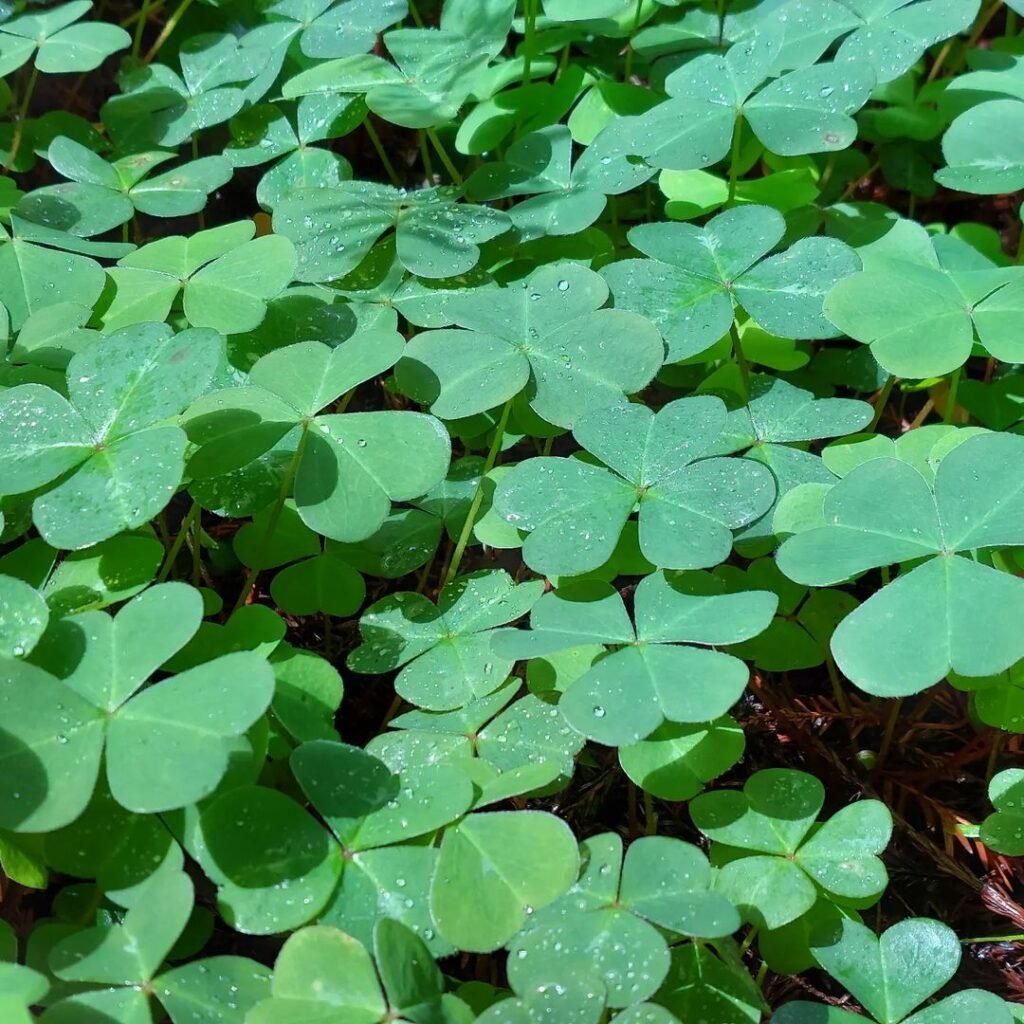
0 0 1020 1021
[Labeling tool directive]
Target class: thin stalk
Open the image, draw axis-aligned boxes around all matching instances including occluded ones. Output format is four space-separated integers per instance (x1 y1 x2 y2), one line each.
442 400 513 588
868 375 896 431
407 0 425 27
4 64 39 173
121 0 164 28
643 790 658 835
233 425 310 613
426 127 463 186
986 732 1003 782
157 501 199 582
825 653 852 718
364 117 402 187
522 0 538 85
623 0 644 81
144 0 198 63
961 933 1024 944
188 510 202 586
726 115 743 205
873 700 901 776
418 129 435 183
730 322 750 397
840 161 879 201
739 927 759 957
944 366 962 424
133 0 154 58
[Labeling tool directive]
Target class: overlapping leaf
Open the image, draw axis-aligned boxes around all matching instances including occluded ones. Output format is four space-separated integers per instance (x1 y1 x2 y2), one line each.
494 396 775 576
397 262 664 426
493 571 777 745
604 207 860 361
777 432 1024 695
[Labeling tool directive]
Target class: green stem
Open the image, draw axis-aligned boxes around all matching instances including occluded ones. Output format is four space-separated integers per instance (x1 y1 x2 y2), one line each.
730 322 750 397
3 64 39 173
442 400 513 589
157 501 199 583
144 0 198 63
873 700 901 776
716 0 727 45
233 425 310 613
623 0 643 81
726 114 743 205
522 0 538 85
868 375 896 432
944 366 961 424
407 0 425 27
121 0 164 28
189 510 202 586
418 129 435 182
133 0 154 58
426 127 463 186
643 789 658 835
364 117 402 188
961 933 1024 944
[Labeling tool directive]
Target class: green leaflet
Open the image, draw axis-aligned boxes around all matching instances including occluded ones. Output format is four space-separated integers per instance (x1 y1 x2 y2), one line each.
777 432 1024 695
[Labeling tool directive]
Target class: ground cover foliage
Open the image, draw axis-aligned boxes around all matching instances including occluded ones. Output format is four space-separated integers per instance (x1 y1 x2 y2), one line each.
3 0 1024 1020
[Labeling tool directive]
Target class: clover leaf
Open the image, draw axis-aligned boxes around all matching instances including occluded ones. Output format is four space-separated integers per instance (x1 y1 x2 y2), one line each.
261 0 408 60
282 14 507 129
0 322 221 549
348 569 544 710
494 396 775 577
937 98 1024 195
17 136 233 235
979 768 1024 856
226 95 362 210
710 375 873 543
654 941 766 1023
186 335 451 541
0 218 106 330
772 917 1012 1024
102 220 297 334
101 34 268 149
602 26 875 172
275 181 510 282
777 432 1024 696
430 810 580 951
691 769 892 930
50 867 194 987
0 574 48 658
493 571 776 746
949 657 1024 732
372 680 584 794
0 1 129 77
619 717 746 801
605 207 858 362
248 921 465 1024
507 832 739 1008
464 124 654 239
477 972 608 1024
0 583 273 830
833 0 980 84
824 246 1024 378
43 866 272 1023
292 740 475 853
397 262 664 425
